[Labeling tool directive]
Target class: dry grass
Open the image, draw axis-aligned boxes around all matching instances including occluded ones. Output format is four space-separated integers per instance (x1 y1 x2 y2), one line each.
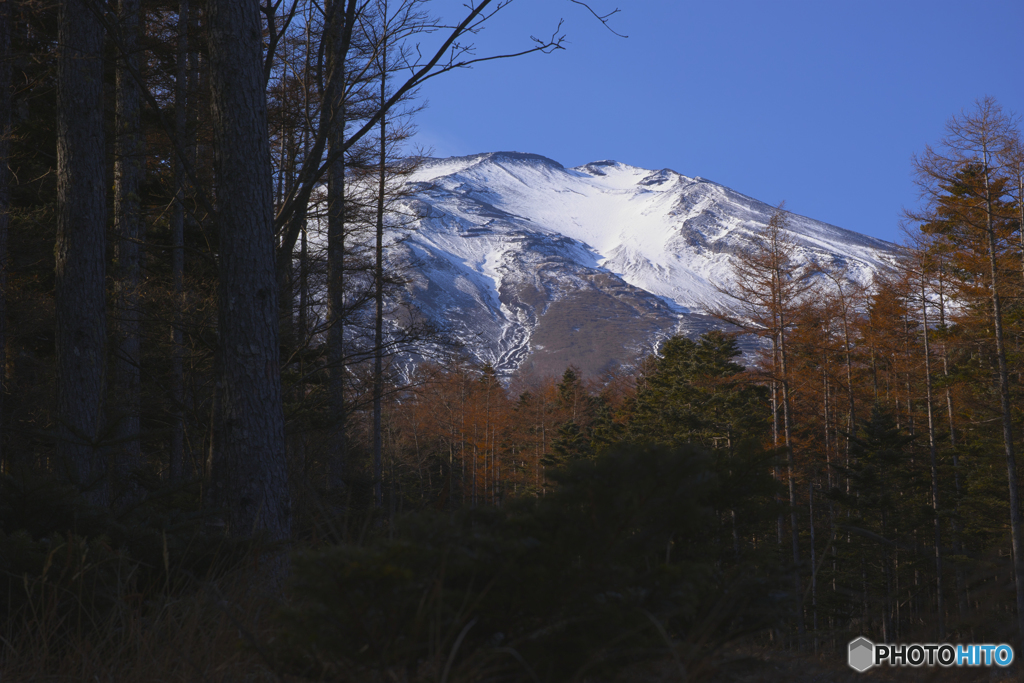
0 566 279 683
1 521 1015 683
6 579 1019 683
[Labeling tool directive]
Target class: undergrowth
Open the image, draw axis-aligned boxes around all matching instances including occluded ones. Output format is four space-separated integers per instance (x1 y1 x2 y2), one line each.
0 443 788 682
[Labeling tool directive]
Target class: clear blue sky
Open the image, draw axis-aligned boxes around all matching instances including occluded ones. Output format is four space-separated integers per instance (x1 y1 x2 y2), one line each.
409 0 1024 244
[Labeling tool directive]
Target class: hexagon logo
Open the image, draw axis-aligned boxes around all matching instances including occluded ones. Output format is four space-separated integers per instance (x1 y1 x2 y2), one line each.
848 637 875 672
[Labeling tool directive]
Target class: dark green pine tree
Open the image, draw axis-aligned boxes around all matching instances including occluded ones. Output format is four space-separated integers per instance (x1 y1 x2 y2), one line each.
835 402 919 526
545 421 592 467
626 331 768 451
610 332 777 567
479 362 500 389
589 394 622 453
829 402 919 639
544 366 596 468
556 366 585 418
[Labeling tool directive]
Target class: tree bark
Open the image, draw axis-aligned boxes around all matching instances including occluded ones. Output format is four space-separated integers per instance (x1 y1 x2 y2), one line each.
778 319 805 648
56 0 108 505
169 0 189 482
0 0 10 470
325 0 355 494
206 0 290 555
918 265 944 639
373 42 387 511
112 0 145 511
936 262 969 617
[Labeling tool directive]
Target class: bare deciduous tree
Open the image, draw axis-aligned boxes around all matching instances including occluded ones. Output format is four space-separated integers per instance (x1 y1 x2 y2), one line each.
717 204 816 648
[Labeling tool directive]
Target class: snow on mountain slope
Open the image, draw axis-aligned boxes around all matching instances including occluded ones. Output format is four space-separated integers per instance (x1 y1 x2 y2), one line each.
393 152 895 378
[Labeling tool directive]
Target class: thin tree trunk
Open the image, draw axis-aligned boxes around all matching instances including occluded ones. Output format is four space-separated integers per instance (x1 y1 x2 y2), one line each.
779 323 805 648
981 153 1024 648
1012 145 1024 280
112 0 144 511
326 0 353 493
882 513 894 641
0 0 10 470
772 377 783 549
938 270 969 617
841 300 856 459
870 346 878 403
372 36 387 510
809 479 818 654
206 0 290 558
903 310 915 437
822 361 831 490
56 0 108 505
169 0 189 482
278 116 295 357
293 184 308 482
919 269 945 639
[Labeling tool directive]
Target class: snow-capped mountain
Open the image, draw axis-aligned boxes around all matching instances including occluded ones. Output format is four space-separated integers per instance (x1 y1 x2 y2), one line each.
391 152 894 378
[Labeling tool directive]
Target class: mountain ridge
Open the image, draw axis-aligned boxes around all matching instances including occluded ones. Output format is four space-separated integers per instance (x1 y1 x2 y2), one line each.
387 152 895 378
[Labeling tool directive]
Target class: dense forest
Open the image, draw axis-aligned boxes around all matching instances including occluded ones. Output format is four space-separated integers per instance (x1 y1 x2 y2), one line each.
1 0 1024 680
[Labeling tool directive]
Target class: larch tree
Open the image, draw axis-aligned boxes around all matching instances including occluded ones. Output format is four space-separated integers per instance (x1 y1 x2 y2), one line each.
814 261 865 465
371 2 390 509
267 0 568 502
909 96 1023 646
899 239 946 640
271 0 567 280
1004 136 1024 281
718 203 815 647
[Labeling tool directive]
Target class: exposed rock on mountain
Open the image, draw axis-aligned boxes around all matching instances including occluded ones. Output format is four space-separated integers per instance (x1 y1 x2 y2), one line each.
391 152 894 378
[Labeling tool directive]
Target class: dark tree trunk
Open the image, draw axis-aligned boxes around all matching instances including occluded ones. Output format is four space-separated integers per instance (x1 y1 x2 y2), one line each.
919 271 944 639
326 0 354 493
169 0 189 482
278 124 295 355
373 72 385 510
937 271 969 617
982 159 1024 648
112 0 145 511
206 0 290 552
0 0 10 470
778 324 805 648
56 0 108 505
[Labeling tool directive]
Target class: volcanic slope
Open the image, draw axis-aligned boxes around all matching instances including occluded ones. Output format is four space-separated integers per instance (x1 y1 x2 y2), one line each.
392 152 894 378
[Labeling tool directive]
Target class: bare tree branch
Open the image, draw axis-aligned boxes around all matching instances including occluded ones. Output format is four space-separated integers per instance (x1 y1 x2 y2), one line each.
274 0 569 277
569 0 627 38
263 0 301 87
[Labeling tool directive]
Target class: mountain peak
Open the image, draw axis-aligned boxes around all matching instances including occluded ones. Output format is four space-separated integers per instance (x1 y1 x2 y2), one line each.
390 152 896 378
419 151 563 170
575 159 650 176
409 151 565 185
577 160 619 176
480 151 564 167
